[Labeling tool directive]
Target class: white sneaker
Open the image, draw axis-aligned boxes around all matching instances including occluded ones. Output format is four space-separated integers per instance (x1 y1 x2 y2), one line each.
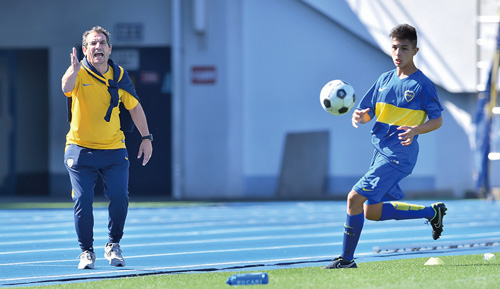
78 250 96 269
104 243 126 267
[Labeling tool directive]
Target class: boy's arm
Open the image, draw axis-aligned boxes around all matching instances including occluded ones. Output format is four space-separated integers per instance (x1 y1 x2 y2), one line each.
397 116 443 146
352 108 372 128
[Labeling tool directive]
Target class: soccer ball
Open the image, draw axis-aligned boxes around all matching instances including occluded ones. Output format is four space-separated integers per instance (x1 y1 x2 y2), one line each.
319 79 356 115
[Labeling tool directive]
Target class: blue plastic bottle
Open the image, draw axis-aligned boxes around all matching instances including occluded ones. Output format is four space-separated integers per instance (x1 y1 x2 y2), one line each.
226 272 269 286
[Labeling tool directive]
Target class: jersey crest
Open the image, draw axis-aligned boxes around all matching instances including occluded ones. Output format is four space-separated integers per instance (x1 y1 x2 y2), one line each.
404 90 415 102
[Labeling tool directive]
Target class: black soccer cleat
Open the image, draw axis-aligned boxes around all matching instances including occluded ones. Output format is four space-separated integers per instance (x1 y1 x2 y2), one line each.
430 202 447 240
323 256 357 269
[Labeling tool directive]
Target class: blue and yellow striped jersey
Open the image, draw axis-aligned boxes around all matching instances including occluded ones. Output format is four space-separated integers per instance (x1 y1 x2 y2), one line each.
65 65 139 149
358 69 443 173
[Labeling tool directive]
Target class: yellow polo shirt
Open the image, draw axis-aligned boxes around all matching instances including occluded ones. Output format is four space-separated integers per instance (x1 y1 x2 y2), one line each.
65 66 139 149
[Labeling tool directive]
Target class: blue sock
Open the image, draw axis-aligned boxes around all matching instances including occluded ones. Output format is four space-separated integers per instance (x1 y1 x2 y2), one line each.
341 212 364 262
379 202 435 221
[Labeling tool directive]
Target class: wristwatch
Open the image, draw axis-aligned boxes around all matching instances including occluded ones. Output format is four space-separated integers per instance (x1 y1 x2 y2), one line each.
142 134 153 141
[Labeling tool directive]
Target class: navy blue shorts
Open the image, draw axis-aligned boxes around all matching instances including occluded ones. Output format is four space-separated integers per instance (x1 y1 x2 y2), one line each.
352 151 409 205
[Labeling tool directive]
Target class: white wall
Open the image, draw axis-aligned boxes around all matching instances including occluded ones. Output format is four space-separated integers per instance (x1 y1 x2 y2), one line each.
242 0 387 196
179 0 245 198
303 0 478 93
435 92 477 196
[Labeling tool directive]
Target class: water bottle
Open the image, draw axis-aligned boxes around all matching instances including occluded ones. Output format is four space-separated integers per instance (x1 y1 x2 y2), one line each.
226 272 269 286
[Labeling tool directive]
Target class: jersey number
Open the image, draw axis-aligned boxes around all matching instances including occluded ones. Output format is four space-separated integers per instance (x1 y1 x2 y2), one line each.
369 177 380 189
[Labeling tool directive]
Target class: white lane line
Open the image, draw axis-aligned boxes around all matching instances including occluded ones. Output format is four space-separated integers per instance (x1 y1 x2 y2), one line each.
0 242 339 267
0 218 339 234
0 232 339 255
0 223 338 246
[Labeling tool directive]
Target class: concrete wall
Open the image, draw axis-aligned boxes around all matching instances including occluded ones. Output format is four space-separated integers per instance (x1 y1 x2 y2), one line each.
179 0 245 198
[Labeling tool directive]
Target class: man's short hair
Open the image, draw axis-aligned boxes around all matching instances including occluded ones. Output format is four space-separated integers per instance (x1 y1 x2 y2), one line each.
82 26 111 48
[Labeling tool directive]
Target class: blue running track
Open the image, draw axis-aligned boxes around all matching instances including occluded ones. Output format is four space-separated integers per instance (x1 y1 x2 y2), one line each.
1 200 499 287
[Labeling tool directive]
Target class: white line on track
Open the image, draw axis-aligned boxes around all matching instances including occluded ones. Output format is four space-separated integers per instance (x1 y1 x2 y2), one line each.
0 232 339 255
0 218 340 233
0 242 340 267
0 222 339 246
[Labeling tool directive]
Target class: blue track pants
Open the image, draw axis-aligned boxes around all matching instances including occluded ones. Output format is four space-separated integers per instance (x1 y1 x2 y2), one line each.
64 144 129 252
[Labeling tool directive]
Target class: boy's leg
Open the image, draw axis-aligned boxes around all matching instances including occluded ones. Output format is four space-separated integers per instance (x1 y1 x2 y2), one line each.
371 181 447 239
378 200 435 221
341 212 364 262
342 190 367 261
377 201 447 239
324 190 366 269
326 153 411 269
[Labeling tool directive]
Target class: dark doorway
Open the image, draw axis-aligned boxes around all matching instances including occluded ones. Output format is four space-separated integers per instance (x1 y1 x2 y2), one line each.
0 49 49 196
115 47 172 197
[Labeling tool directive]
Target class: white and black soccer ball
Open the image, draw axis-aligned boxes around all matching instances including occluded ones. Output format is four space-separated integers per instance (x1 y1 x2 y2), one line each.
319 79 356 115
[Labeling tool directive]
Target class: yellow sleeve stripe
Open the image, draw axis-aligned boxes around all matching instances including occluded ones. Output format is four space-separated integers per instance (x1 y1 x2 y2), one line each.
376 102 427 127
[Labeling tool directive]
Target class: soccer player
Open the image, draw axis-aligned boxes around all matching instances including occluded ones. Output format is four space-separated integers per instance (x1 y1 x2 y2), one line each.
324 24 446 269
62 26 153 269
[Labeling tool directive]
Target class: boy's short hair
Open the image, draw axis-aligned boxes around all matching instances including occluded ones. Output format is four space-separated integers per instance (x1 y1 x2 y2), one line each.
389 24 417 48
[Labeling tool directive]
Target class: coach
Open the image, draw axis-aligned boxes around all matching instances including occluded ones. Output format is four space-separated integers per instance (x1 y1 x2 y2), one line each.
62 26 153 270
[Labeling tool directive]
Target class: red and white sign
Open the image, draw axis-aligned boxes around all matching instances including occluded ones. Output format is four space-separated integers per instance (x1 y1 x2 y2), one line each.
191 66 216 84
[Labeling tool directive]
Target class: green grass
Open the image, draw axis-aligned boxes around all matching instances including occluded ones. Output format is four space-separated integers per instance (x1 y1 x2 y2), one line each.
22 253 500 289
